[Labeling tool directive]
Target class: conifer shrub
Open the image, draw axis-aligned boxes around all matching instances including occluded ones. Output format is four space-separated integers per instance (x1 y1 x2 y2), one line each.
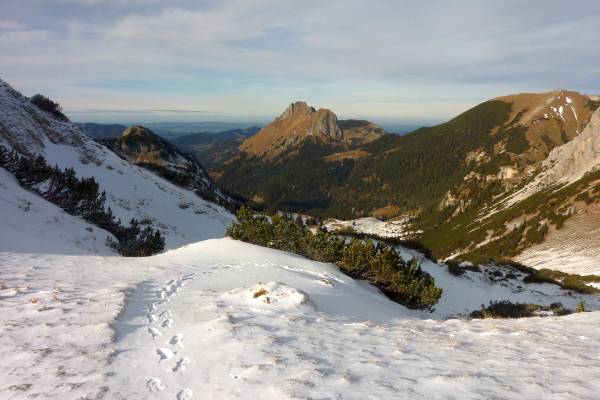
523 269 600 294
470 300 571 319
227 207 442 310
444 260 465 276
30 94 68 121
0 146 165 256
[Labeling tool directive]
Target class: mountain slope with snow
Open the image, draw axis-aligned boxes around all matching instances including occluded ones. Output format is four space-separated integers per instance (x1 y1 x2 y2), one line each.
0 79 232 250
99 125 233 206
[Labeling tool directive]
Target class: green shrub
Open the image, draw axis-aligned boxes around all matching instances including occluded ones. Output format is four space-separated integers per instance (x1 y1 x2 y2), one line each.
444 260 465 276
228 207 442 310
30 94 68 121
523 269 600 294
470 300 571 319
0 145 165 256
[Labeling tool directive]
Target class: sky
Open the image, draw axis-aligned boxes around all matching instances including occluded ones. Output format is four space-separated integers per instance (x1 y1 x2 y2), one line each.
1 0 599 126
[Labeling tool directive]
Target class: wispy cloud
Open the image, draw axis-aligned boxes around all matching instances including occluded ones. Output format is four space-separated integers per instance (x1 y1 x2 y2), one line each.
1 0 599 122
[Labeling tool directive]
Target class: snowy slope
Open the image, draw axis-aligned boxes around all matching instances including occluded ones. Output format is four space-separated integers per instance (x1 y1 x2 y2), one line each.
500 107 600 209
516 202 600 275
325 216 415 238
2 239 600 399
0 79 233 249
0 168 115 255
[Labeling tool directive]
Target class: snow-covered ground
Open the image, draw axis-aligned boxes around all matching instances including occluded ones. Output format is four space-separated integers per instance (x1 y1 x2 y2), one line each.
2 239 600 399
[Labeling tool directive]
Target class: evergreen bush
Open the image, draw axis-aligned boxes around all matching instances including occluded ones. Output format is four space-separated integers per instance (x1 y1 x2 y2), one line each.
30 94 68 121
0 145 165 256
227 207 442 310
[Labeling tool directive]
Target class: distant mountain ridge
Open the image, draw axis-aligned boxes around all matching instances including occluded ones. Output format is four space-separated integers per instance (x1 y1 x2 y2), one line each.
77 122 127 139
170 126 260 170
99 125 234 207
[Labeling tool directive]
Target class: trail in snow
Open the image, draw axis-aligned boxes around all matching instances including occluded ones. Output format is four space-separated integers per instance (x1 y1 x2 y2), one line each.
2 239 599 399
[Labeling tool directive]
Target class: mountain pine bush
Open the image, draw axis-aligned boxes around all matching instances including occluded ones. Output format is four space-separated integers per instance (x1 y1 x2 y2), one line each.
30 94 68 121
0 145 165 256
227 206 442 310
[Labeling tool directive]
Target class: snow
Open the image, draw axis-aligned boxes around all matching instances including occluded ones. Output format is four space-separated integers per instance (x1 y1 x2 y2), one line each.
2 238 600 399
558 105 565 120
398 247 600 317
516 204 600 275
325 216 416 238
39 137 233 249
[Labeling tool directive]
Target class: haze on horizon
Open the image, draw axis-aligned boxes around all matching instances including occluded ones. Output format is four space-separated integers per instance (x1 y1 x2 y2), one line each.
1 0 599 126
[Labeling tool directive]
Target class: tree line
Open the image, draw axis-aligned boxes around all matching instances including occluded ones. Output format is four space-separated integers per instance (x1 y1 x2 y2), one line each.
227 207 442 310
0 145 164 256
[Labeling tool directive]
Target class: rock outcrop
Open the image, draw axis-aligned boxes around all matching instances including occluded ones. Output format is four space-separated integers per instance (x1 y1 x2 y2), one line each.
240 101 383 158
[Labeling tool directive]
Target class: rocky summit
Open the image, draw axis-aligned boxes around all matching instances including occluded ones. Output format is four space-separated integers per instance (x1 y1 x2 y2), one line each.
240 101 383 158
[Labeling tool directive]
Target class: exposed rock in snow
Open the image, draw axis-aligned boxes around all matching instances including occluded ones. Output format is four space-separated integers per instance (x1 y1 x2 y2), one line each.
539 108 600 185
499 108 600 209
223 282 316 312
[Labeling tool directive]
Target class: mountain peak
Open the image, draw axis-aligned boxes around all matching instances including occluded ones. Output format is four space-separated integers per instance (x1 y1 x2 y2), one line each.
122 125 154 138
240 101 347 157
279 101 316 119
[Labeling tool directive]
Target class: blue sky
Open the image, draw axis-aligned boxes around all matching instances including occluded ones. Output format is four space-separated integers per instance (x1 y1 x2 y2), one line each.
1 0 599 125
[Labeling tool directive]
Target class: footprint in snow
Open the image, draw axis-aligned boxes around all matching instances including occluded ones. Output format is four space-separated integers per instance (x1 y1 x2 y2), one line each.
159 310 173 319
148 327 163 339
172 357 191 373
162 318 173 329
146 377 165 392
169 333 183 347
156 347 174 362
147 314 157 323
177 388 194 399
147 303 157 312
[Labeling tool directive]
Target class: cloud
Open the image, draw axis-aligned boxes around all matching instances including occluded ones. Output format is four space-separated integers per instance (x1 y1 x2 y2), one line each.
0 20 25 29
0 29 50 43
0 18 51 43
1 0 599 121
